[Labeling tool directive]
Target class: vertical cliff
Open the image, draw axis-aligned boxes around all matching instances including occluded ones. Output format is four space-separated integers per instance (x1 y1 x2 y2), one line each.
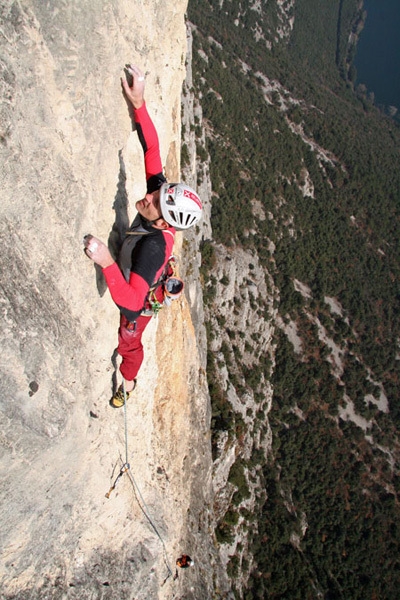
0 1 215 598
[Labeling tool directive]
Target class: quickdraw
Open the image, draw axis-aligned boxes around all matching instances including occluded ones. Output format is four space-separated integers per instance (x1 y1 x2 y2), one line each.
140 294 162 317
148 291 163 315
105 462 130 499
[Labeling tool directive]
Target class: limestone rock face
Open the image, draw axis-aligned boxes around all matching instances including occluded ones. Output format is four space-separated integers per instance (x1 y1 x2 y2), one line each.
0 1 214 598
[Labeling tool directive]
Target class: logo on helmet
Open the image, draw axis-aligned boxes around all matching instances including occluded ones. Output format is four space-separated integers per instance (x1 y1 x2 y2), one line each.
183 188 202 209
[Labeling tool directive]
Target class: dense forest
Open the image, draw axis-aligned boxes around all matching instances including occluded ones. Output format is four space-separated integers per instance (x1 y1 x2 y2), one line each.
187 0 400 598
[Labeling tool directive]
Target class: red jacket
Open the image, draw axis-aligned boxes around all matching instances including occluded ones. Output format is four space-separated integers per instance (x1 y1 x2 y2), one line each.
103 102 175 322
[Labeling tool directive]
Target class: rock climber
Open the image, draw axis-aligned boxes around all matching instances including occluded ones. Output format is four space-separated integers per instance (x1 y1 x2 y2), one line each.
176 554 194 568
84 65 202 407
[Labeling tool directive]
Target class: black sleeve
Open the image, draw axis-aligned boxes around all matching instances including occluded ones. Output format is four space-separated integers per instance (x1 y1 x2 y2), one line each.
146 173 167 194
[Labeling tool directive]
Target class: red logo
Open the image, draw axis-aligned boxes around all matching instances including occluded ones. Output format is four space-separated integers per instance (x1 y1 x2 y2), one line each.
183 189 202 208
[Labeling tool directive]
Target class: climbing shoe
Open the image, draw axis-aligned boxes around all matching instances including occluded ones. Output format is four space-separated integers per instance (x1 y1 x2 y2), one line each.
110 381 136 408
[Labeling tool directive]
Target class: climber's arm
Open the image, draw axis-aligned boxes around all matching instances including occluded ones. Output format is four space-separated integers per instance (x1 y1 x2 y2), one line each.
133 102 165 192
121 65 165 193
102 262 150 321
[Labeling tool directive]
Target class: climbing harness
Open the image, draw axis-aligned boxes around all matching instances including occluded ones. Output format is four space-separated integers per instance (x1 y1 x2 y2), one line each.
105 381 174 584
141 256 184 317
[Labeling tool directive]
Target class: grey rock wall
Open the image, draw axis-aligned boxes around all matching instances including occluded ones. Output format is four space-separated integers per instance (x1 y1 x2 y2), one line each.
0 2 215 598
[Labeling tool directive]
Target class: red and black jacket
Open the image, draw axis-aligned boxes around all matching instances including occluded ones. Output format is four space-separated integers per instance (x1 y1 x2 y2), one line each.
103 102 175 322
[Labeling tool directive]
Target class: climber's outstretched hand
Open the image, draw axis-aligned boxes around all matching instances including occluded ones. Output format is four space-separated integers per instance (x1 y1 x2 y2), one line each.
121 64 145 109
83 235 114 269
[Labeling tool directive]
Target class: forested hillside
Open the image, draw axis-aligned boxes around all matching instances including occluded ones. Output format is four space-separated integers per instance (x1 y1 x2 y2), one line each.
187 0 400 597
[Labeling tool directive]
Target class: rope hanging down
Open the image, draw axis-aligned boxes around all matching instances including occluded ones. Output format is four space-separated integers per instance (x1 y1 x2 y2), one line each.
105 381 173 584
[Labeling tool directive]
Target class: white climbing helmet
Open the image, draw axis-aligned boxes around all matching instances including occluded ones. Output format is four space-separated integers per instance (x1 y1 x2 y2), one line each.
160 183 203 230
